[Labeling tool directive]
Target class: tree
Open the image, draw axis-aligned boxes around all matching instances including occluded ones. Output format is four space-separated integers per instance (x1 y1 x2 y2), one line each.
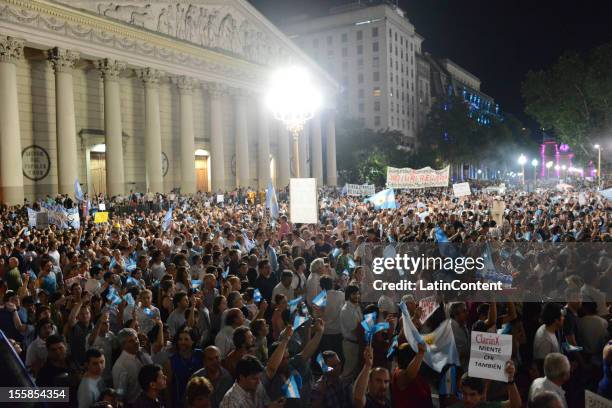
522 42 612 158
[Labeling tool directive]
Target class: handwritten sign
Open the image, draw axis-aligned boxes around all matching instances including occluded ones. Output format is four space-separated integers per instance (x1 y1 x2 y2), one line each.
417 295 438 325
290 178 318 224
346 183 376 196
386 166 449 189
216 194 224 204
94 211 109 224
452 182 471 197
468 332 512 382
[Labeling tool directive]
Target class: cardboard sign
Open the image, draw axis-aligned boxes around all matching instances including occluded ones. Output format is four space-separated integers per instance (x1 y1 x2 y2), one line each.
468 332 512 382
585 390 612 408
453 182 471 197
216 194 224 204
94 211 109 224
290 178 318 224
346 183 376 196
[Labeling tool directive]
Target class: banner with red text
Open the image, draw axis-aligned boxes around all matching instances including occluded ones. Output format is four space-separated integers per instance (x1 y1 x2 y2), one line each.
386 166 450 189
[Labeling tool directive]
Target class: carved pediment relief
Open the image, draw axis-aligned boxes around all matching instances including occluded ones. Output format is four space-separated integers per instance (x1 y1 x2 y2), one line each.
56 0 292 66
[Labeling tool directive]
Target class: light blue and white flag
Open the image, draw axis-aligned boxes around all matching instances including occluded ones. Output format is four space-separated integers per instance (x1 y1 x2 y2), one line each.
288 296 303 314
123 293 135 306
316 353 333 373
66 207 80 229
365 188 397 210
221 266 229 279
162 206 173 232
293 315 309 331
387 335 399 360
74 177 84 202
400 302 460 372
253 288 262 303
312 290 327 308
439 365 458 396
27 208 37 228
282 371 301 398
266 180 280 219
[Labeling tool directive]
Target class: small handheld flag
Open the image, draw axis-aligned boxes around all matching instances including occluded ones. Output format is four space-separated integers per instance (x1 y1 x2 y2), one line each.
312 290 327 308
123 293 135 306
162 207 173 232
282 371 301 399
387 335 399 359
316 353 333 373
142 307 157 318
221 266 229 279
74 178 84 202
288 296 303 314
293 315 309 330
253 288 262 303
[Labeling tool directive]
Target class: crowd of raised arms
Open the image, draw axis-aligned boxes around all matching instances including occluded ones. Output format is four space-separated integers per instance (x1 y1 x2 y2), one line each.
0 184 610 408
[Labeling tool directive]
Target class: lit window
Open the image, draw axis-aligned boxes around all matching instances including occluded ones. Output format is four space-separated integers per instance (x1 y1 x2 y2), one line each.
373 87 381 97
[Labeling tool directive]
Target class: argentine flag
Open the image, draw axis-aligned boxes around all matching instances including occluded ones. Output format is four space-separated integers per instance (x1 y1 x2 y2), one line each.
74 177 84 201
316 353 333 373
253 288 262 303
312 290 327 307
162 206 173 232
266 180 280 219
293 315 309 330
439 365 458 396
400 302 460 372
288 296 303 314
365 188 397 209
283 371 301 398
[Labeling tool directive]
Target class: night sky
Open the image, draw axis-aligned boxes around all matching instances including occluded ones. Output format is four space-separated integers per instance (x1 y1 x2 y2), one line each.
249 0 612 128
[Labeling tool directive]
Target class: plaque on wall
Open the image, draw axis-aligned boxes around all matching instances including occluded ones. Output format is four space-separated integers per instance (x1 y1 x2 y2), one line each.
162 152 169 177
22 145 51 181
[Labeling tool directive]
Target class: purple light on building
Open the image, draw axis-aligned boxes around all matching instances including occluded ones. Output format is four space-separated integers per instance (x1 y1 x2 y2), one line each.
559 144 570 152
555 144 560 177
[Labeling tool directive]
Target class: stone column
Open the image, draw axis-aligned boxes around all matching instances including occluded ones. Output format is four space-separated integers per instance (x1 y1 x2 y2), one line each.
310 115 323 186
207 83 226 192
299 123 310 178
233 89 250 187
48 47 79 197
0 37 25 205
172 76 197 194
136 68 164 194
325 110 338 186
96 58 126 197
277 123 291 188
257 103 271 189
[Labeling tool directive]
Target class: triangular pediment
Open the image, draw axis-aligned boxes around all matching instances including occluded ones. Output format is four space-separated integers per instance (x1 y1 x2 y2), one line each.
53 0 292 67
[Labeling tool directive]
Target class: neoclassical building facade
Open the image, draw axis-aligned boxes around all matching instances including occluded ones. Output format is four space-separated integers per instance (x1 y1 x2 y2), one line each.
0 0 340 204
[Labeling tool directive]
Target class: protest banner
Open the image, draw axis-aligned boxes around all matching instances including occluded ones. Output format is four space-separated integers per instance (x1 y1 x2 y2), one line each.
468 331 512 382
98 203 106 211
27 208 37 228
491 200 505 227
216 194 224 204
36 212 49 229
290 178 317 224
452 182 471 197
94 211 109 224
346 183 376 196
585 390 611 408
386 166 450 189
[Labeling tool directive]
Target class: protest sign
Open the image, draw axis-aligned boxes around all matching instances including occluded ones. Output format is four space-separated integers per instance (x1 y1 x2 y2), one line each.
98 203 106 211
452 182 471 197
36 212 49 229
216 194 224 204
491 200 505 227
386 166 449 189
585 390 611 408
290 178 317 224
417 295 438 325
579 192 587 206
94 211 109 224
468 332 512 382
346 183 376 196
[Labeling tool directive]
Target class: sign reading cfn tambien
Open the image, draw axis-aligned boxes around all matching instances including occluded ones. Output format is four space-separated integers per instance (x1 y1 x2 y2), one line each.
468 331 512 382
386 166 449 189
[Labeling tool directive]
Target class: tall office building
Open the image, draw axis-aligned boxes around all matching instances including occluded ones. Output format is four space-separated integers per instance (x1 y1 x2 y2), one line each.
283 1 424 149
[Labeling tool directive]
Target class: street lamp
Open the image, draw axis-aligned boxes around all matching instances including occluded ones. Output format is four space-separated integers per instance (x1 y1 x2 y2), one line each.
518 154 527 185
545 161 553 178
594 144 602 189
266 66 322 178
531 159 538 183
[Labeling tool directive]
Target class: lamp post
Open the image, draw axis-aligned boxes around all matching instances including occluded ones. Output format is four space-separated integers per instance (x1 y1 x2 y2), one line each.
266 66 321 178
594 144 602 189
531 159 538 184
546 161 553 178
518 154 527 185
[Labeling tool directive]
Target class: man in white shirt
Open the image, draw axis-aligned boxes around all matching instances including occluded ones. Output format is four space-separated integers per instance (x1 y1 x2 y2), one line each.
112 328 153 404
271 270 295 304
122 289 160 336
319 276 344 358
339 284 362 382
215 308 245 358
528 353 570 408
26 318 54 376
533 303 563 361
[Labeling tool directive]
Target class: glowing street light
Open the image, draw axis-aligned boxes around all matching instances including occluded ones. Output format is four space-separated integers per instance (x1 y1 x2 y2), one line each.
266 66 322 178
518 154 527 185
594 144 602 189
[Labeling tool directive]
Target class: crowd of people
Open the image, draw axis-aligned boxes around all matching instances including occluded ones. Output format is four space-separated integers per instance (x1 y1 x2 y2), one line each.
0 183 610 408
